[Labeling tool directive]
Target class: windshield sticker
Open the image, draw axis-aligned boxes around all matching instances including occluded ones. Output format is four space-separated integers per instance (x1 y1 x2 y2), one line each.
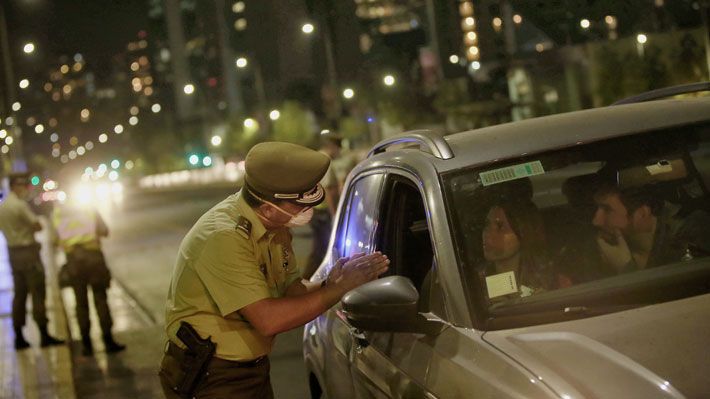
480 161 545 186
486 271 518 298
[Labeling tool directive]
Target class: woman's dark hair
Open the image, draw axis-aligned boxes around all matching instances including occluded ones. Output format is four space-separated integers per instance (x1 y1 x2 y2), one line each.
490 198 553 289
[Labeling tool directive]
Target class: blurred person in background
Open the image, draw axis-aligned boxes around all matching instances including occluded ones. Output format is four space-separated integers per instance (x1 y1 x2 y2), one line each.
0 173 64 349
52 196 126 356
304 133 344 278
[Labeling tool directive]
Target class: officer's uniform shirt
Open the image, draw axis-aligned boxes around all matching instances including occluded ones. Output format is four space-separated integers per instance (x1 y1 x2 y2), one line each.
0 191 39 247
165 190 301 361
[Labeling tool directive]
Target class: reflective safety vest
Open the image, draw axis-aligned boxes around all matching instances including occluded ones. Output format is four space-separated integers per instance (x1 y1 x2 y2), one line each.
53 204 102 251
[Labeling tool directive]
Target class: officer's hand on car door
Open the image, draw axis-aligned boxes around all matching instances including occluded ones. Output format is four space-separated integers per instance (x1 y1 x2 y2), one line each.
333 252 389 294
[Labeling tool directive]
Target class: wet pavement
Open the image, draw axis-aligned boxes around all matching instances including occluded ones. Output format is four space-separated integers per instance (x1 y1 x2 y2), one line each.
1 187 315 399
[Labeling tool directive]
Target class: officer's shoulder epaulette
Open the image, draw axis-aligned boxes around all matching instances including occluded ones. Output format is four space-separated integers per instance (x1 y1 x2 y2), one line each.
235 215 252 239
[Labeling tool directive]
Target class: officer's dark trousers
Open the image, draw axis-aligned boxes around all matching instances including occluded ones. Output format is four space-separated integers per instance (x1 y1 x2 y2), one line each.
8 245 48 330
159 344 273 399
66 248 112 338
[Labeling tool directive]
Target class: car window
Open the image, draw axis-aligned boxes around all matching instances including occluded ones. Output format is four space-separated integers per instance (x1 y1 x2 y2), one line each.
443 122 710 329
376 176 445 318
335 173 384 258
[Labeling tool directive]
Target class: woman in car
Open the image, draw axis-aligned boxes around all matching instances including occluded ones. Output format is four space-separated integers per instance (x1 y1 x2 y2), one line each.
480 198 556 299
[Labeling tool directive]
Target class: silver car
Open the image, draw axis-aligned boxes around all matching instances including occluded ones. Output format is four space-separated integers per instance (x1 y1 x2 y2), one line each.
304 86 710 399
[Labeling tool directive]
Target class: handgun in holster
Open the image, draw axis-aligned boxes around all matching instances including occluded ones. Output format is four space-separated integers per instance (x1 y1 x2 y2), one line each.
174 321 216 398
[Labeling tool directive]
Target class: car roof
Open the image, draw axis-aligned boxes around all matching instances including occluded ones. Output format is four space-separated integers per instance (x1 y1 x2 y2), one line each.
438 96 710 172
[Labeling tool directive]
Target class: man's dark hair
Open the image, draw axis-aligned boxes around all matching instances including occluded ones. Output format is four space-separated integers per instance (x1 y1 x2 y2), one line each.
595 184 664 216
242 184 262 208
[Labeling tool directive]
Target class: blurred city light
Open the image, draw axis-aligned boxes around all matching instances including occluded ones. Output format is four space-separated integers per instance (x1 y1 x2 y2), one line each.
302 23 314 34
0 129 5 138
1 146 8 154
269 110 280 120
5 137 14 145
99 133 108 143
233 1 245 13
5 117 13 125
23 43 35 53
184 84 195 94
343 88 355 99
580 19 590 29
152 103 161 113
244 118 255 128
12 102 21 111
30 176 40 186
449 55 459 64
111 159 120 169
637 33 647 44
383 75 395 86
211 135 222 146
19 79 29 89
129 116 139 125
236 57 247 68
125 160 134 170
513 14 522 24
471 61 481 70
109 171 119 181
202 156 212 167
114 124 124 134
35 124 44 134
85 141 94 150
188 154 200 165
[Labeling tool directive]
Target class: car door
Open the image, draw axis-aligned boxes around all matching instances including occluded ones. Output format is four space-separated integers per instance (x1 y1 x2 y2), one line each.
320 172 386 399
347 174 443 399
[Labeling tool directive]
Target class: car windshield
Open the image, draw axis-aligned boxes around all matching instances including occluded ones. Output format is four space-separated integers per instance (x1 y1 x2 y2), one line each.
443 122 710 328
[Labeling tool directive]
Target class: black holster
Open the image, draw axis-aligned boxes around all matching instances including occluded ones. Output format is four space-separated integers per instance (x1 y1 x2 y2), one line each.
160 322 216 398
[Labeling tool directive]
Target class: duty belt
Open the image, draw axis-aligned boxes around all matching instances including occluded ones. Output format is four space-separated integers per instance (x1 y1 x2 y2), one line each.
165 340 266 367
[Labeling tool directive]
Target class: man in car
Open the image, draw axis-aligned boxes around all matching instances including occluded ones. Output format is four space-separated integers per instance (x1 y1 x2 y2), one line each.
591 181 710 276
159 142 389 399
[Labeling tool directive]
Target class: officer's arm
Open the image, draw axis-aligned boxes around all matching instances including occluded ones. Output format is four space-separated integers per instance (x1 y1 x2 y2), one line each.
283 279 323 297
239 283 349 337
240 252 389 337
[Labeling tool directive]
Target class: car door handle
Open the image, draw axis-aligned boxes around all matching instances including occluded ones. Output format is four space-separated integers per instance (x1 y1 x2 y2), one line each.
350 328 369 350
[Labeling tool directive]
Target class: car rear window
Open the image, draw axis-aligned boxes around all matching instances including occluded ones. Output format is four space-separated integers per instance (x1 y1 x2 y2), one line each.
443 121 710 328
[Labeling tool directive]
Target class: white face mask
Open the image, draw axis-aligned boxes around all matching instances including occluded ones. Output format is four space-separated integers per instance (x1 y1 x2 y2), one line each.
284 207 314 227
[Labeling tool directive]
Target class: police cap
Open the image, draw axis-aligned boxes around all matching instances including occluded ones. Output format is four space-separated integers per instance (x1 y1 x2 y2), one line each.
245 142 330 206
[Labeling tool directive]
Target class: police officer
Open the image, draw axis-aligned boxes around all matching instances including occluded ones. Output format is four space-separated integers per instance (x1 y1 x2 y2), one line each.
53 200 125 355
159 142 389 398
0 173 64 349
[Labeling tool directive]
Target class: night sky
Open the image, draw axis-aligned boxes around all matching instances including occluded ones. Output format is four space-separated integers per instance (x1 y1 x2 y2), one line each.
6 0 149 67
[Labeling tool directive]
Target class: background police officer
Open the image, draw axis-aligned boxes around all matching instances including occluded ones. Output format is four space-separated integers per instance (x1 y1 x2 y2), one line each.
159 142 389 398
0 173 64 349
53 200 125 355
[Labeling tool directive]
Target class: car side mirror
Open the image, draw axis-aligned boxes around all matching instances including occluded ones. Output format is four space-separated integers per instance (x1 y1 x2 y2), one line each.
341 276 446 335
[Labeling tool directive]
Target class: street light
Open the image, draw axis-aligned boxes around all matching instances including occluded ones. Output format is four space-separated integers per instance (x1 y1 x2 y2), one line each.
343 88 354 99
269 110 280 120
211 135 222 146
637 33 648 44
580 19 590 29
183 84 195 94
19 79 29 89
383 75 395 86
23 42 34 54
302 23 314 34
236 57 247 68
